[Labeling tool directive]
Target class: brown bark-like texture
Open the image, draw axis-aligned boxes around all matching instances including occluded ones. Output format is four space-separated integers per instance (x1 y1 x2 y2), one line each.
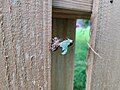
0 0 52 90
87 0 120 90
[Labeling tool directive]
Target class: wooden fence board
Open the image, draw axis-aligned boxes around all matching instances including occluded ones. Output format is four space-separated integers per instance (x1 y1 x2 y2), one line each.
86 0 120 90
52 18 76 90
0 0 52 90
53 8 91 19
53 0 93 12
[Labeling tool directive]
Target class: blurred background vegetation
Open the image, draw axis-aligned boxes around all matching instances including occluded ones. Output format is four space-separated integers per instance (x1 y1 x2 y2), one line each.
74 19 90 90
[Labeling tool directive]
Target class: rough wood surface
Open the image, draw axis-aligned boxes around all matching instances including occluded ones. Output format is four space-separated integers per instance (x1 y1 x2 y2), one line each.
53 8 91 19
52 18 76 90
86 0 120 90
0 0 52 90
53 0 93 12
86 0 99 90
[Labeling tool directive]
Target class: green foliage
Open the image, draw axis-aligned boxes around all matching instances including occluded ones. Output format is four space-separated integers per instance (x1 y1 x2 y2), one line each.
74 21 90 90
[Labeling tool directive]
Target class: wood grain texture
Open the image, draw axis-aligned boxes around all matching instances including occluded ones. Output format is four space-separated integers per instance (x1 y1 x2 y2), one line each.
52 18 76 90
0 0 52 90
86 0 120 90
53 8 91 19
53 0 93 12
86 0 99 90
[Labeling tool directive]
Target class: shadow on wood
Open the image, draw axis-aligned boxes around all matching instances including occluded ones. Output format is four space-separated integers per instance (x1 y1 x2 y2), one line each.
51 18 76 90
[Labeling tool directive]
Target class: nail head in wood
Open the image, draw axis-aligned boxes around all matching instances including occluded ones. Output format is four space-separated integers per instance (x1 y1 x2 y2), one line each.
110 0 113 3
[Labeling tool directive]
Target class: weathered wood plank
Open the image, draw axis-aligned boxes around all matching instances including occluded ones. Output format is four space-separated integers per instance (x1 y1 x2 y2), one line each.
53 8 91 19
52 18 76 90
86 0 99 90
86 0 120 90
53 0 93 12
0 0 52 90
